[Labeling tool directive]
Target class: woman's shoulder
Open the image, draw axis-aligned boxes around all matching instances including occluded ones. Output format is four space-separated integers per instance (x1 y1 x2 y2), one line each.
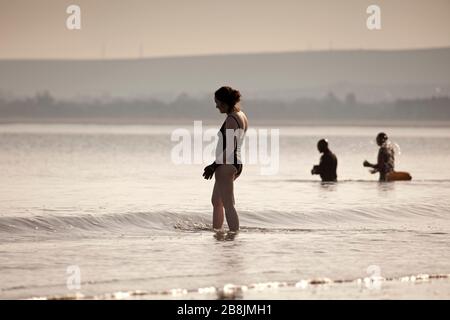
225 113 240 127
225 111 248 129
237 111 248 128
230 111 247 121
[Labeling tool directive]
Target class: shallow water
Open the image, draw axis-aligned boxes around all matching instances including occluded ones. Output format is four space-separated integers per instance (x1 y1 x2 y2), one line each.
0 124 449 299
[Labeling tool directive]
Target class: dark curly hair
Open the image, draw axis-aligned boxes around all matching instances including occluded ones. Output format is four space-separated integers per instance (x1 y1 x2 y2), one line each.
215 86 241 113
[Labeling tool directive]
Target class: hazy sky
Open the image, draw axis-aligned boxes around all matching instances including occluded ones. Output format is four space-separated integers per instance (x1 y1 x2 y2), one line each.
1 0 449 59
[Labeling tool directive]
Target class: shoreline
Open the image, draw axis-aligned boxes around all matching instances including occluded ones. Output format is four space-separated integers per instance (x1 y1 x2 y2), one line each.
27 273 450 300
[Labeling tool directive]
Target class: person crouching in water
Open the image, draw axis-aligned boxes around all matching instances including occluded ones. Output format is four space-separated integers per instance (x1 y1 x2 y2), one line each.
311 139 338 182
363 132 395 181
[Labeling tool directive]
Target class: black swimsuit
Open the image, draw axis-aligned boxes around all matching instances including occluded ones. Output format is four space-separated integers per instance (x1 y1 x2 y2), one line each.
219 114 244 178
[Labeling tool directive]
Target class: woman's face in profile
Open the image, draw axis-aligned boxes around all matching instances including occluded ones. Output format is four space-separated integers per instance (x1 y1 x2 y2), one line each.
214 97 228 114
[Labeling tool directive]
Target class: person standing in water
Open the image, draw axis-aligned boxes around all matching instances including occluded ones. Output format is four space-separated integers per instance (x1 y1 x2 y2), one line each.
363 132 395 181
203 86 248 232
311 139 338 182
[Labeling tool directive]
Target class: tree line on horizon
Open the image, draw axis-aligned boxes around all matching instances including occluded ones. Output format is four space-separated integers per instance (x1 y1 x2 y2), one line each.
0 90 449 122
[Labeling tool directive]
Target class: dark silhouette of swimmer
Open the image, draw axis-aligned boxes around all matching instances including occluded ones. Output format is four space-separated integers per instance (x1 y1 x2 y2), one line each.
311 139 338 182
363 132 395 181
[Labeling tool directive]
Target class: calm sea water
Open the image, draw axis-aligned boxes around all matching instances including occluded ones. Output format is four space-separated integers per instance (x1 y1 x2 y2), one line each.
0 124 449 299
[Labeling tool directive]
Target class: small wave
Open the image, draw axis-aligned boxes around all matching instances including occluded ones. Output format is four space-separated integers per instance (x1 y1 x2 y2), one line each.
0 204 448 240
0 211 209 237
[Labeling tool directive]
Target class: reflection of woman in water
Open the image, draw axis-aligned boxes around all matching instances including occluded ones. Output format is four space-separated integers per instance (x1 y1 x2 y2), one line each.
203 86 248 232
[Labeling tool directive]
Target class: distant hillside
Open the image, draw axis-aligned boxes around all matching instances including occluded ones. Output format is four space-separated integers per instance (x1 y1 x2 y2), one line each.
0 48 449 102
1 91 449 125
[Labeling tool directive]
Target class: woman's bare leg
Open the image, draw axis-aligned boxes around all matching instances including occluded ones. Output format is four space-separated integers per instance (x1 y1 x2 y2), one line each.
215 165 239 232
211 180 224 229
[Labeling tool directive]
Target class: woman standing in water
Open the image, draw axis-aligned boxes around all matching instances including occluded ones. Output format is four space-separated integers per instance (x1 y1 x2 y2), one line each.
203 86 248 232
